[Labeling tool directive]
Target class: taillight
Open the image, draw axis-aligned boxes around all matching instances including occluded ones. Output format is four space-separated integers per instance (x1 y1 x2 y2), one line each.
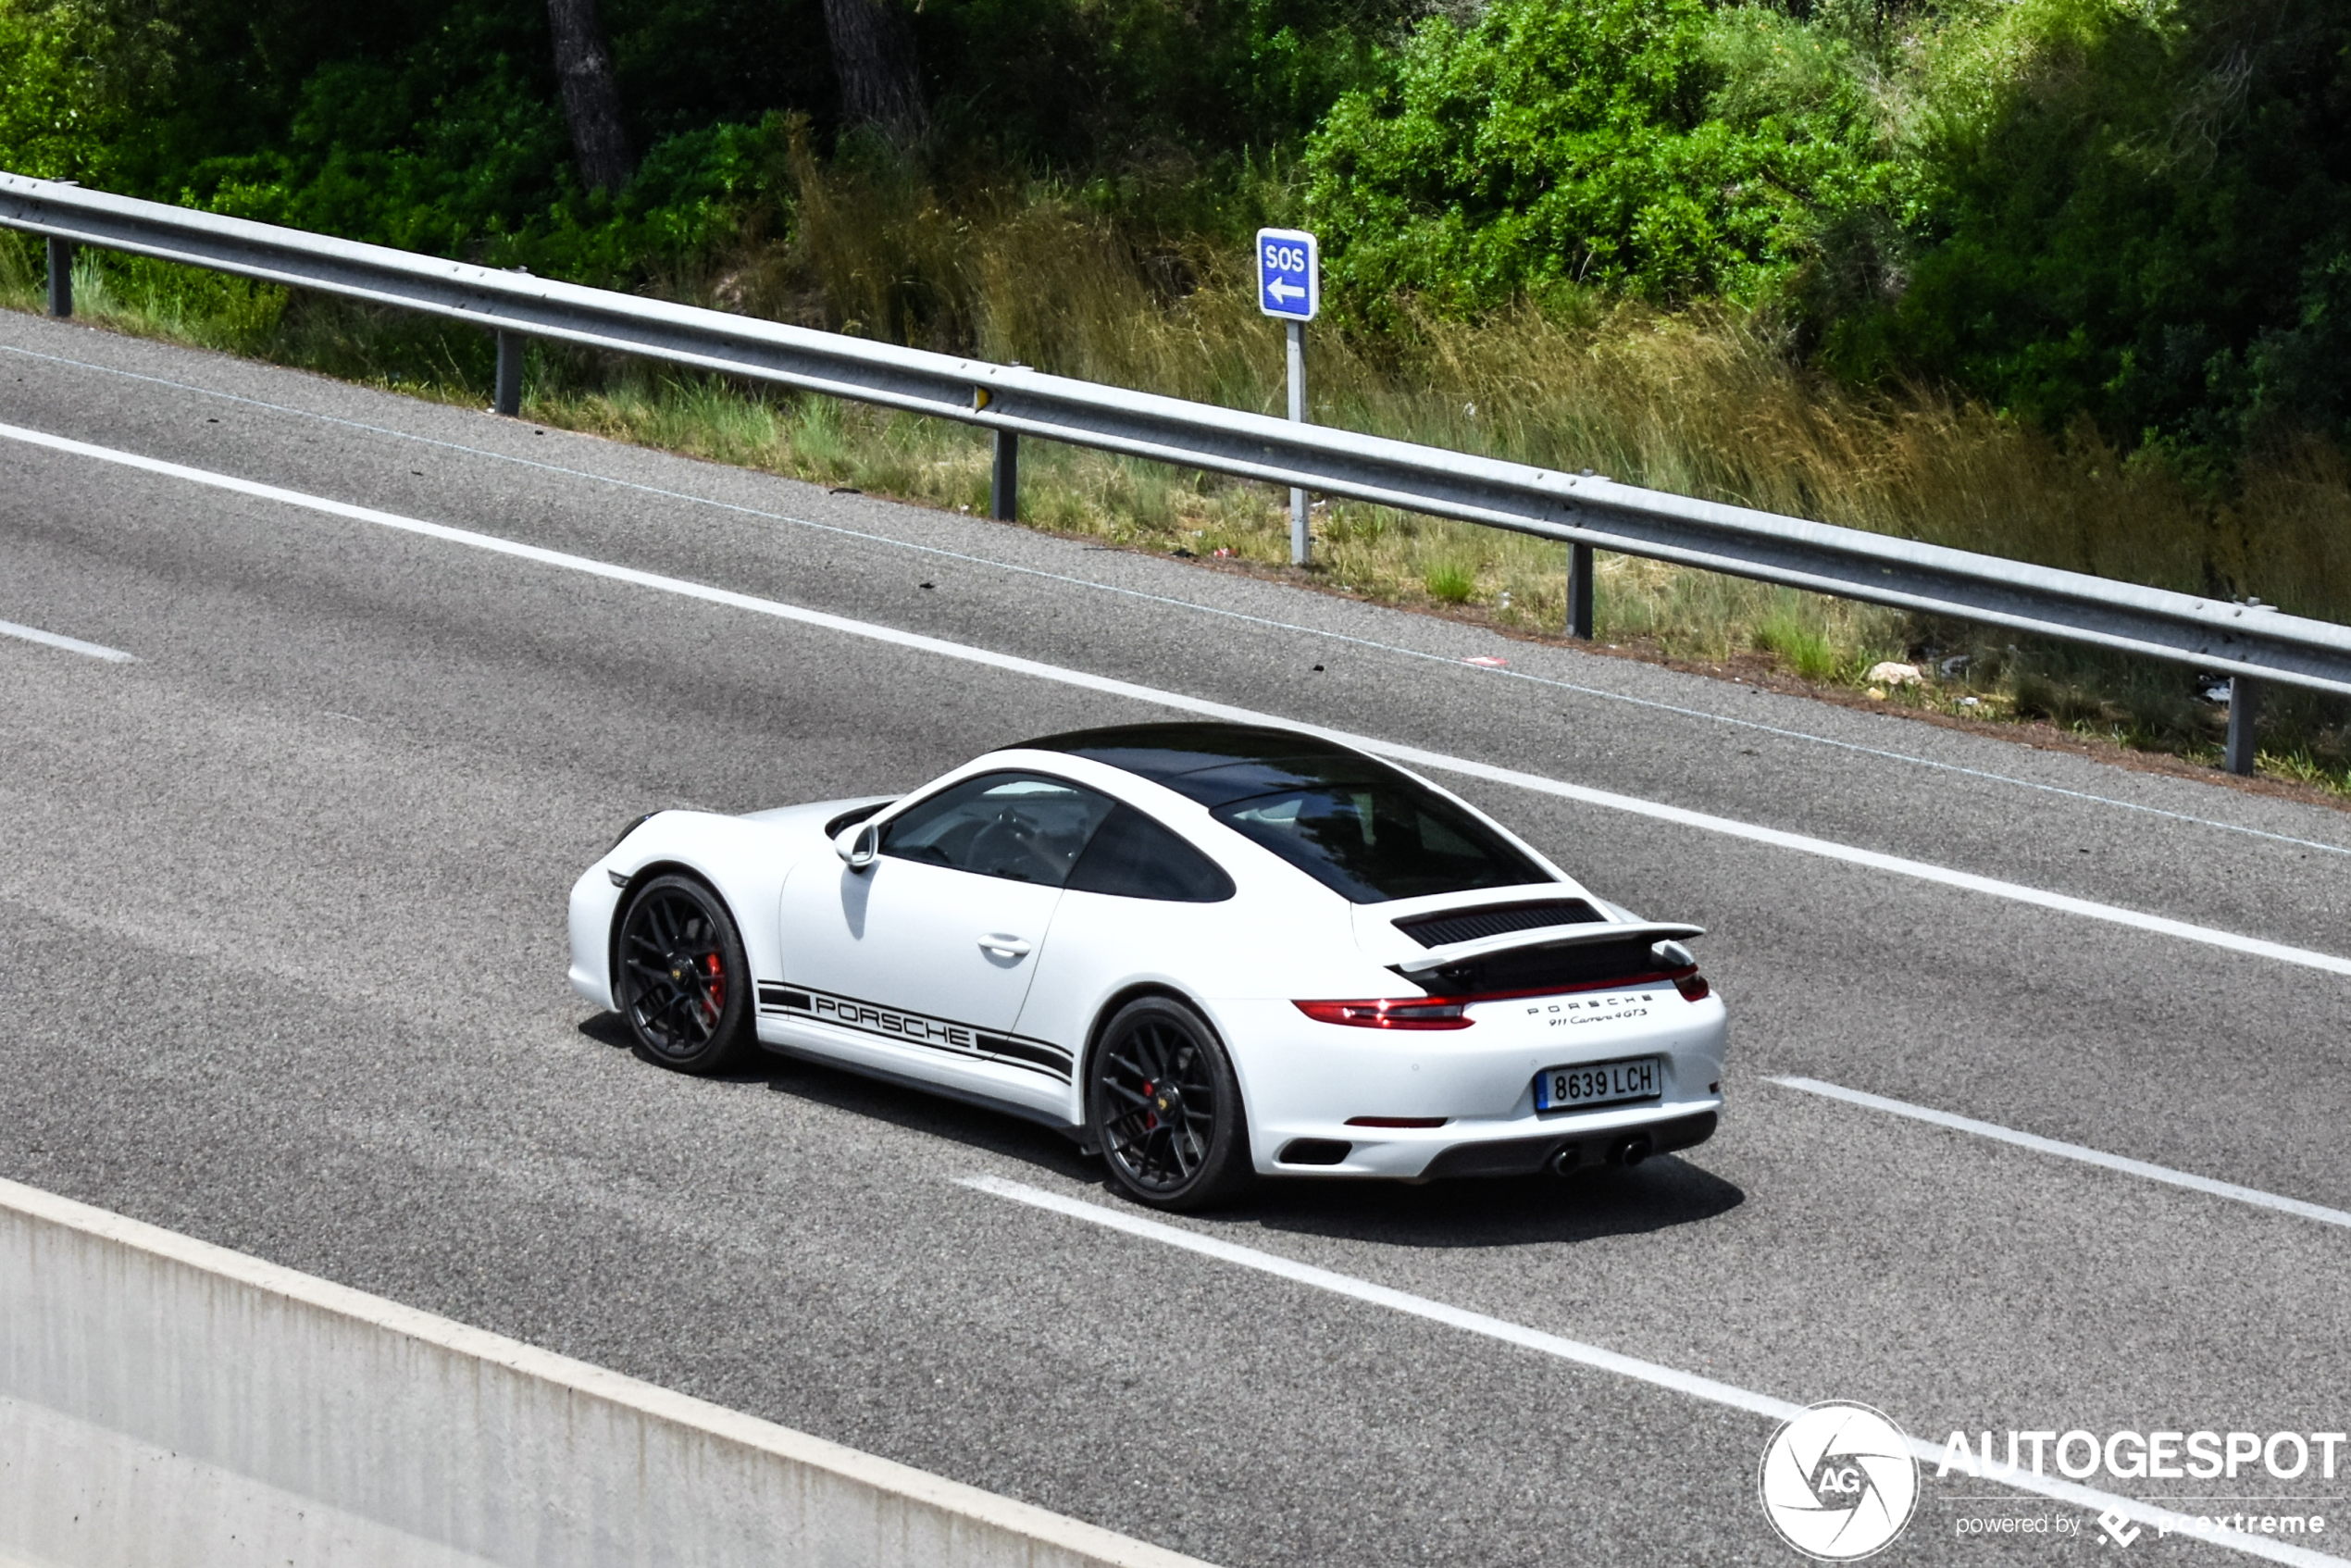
1293 998 1474 1030
1674 972 1711 1002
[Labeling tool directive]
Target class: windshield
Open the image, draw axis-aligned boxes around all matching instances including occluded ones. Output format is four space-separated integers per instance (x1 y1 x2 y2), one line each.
1212 780 1550 902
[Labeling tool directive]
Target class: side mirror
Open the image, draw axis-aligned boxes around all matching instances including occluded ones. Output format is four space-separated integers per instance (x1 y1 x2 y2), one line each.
834 822 879 870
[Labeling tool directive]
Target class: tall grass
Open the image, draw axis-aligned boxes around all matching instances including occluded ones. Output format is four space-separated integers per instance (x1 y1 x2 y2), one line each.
5 166 2346 792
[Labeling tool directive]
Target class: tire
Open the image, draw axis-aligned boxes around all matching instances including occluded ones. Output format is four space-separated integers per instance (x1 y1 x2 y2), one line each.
614 874 752 1074
1088 997 1252 1211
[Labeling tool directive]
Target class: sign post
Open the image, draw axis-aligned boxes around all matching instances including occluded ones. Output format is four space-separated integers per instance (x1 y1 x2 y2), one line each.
1256 228 1319 566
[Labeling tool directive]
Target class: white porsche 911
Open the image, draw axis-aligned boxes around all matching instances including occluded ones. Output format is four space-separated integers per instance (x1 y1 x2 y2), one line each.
568 722 1726 1210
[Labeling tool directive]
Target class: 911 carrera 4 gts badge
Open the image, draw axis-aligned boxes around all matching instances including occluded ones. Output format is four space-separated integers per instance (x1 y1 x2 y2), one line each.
1530 995 1652 1027
757 983 1072 1080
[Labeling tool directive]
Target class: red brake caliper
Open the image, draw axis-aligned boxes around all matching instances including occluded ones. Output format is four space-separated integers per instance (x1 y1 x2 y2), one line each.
1140 1080 1157 1131
703 952 724 1020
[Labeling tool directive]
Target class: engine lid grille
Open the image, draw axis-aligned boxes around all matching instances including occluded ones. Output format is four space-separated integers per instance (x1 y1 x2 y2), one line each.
1392 898 1601 949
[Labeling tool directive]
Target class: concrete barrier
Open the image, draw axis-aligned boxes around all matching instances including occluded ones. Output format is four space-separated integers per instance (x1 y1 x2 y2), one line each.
0 1176 1213 1568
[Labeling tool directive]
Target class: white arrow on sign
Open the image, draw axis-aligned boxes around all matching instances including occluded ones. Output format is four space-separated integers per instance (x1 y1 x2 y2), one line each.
1267 280 1305 302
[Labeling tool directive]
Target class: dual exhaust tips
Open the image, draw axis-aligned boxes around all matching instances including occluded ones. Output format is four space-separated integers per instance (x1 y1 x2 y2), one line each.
1549 1133 1652 1176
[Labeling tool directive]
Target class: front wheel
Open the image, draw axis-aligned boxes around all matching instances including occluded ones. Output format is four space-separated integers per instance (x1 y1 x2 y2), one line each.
615 874 752 1074
1088 997 1252 1212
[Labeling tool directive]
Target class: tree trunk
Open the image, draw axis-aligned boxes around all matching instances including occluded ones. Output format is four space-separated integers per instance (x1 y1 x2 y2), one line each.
547 0 631 193
820 0 927 145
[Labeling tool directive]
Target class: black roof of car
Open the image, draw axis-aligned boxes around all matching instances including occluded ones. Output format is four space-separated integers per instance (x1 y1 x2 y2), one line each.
1014 722 1403 808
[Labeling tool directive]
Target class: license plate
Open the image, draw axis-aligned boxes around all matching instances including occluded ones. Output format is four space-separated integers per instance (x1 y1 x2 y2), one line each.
1535 1056 1661 1112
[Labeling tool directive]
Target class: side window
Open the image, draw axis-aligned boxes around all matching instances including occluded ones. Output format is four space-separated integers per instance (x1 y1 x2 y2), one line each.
879 773 1116 887
1065 804 1237 902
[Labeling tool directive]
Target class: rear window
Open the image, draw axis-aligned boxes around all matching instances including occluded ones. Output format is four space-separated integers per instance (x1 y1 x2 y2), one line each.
1212 781 1551 903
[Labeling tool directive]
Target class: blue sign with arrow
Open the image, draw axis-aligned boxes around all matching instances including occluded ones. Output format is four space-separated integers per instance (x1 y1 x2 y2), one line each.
1256 228 1319 322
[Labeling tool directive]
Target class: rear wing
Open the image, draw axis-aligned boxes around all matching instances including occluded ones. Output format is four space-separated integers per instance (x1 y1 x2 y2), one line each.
1393 920 1704 978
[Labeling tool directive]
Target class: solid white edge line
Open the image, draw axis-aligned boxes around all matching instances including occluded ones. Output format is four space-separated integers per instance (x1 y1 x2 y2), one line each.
959 1175 2350 1568
6 417 2348 979
15 337 2350 864
1769 1076 2351 1230
0 615 134 662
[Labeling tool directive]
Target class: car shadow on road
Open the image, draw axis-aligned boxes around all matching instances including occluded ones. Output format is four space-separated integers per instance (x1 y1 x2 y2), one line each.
577 1014 1103 1181
1221 1158 1745 1251
578 1014 1741 1247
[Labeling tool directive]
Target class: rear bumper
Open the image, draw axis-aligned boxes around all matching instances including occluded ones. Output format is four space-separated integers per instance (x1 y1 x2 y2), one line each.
1264 1101 1723 1180
1414 1110 1717 1178
1213 990 1728 1179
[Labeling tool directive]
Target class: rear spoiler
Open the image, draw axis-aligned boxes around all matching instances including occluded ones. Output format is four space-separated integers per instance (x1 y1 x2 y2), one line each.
1394 920 1705 977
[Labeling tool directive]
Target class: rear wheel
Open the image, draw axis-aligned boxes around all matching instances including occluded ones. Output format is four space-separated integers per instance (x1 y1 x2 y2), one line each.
1088 997 1252 1211
615 875 751 1074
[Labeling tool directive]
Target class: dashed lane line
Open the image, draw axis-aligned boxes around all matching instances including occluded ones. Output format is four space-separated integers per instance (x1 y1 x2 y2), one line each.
1770 1076 2351 1230
0 615 134 662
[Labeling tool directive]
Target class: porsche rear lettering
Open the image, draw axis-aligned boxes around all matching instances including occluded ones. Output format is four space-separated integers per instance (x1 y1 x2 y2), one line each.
1529 995 1652 1027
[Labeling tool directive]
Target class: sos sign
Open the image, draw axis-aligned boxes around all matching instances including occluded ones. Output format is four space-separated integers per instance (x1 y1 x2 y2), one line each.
1256 228 1319 322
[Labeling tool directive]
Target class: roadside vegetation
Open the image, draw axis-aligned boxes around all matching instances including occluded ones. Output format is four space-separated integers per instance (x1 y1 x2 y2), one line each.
2 0 2346 790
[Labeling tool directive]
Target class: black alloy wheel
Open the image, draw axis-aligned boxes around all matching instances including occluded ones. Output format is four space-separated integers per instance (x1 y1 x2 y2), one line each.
1088 997 1251 1211
616 874 751 1073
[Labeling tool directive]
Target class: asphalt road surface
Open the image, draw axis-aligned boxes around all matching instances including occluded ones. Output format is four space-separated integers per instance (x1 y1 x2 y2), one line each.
4 307 2348 1568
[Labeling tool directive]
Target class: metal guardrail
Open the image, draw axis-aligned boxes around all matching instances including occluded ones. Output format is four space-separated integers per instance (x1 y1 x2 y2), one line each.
6 170 2348 771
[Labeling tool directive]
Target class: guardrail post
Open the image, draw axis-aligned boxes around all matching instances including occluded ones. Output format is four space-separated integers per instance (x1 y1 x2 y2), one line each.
991 429 1018 521
45 238 72 318
2225 675 2262 775
493 330 523 417
1567 542 1595 640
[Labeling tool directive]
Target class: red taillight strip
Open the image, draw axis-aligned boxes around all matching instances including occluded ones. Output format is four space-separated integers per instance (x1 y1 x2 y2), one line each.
1346 1116 1450 1128
1292 999 1473 1030
1295 967 1712 1029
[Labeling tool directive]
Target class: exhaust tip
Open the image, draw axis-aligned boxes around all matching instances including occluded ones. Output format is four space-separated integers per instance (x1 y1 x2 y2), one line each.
1611 1135 1653 1168
1549 1142 1582 1177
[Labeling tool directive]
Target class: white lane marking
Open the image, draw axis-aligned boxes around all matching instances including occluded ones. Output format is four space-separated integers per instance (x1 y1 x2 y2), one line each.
0 615 134 662
960 1175 2347 1568
1770 1076 2351 1230
10 341 2347 862
4 417 2347 978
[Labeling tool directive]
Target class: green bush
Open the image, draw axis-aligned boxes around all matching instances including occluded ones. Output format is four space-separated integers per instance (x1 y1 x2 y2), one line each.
1832 0 2351 460
1303 0 1896 317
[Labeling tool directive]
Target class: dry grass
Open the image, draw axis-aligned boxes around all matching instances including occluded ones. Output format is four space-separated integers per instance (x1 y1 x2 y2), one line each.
6 178 2347 792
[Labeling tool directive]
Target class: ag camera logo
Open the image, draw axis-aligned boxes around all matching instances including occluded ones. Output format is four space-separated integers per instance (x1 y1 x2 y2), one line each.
1760 1401 1921 1560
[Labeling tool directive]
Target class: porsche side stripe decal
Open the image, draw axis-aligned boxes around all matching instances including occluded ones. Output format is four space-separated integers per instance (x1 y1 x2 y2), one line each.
756 983 1073 1081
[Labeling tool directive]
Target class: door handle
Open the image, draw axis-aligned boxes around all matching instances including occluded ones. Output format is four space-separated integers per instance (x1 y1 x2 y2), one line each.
977 934 1032 958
